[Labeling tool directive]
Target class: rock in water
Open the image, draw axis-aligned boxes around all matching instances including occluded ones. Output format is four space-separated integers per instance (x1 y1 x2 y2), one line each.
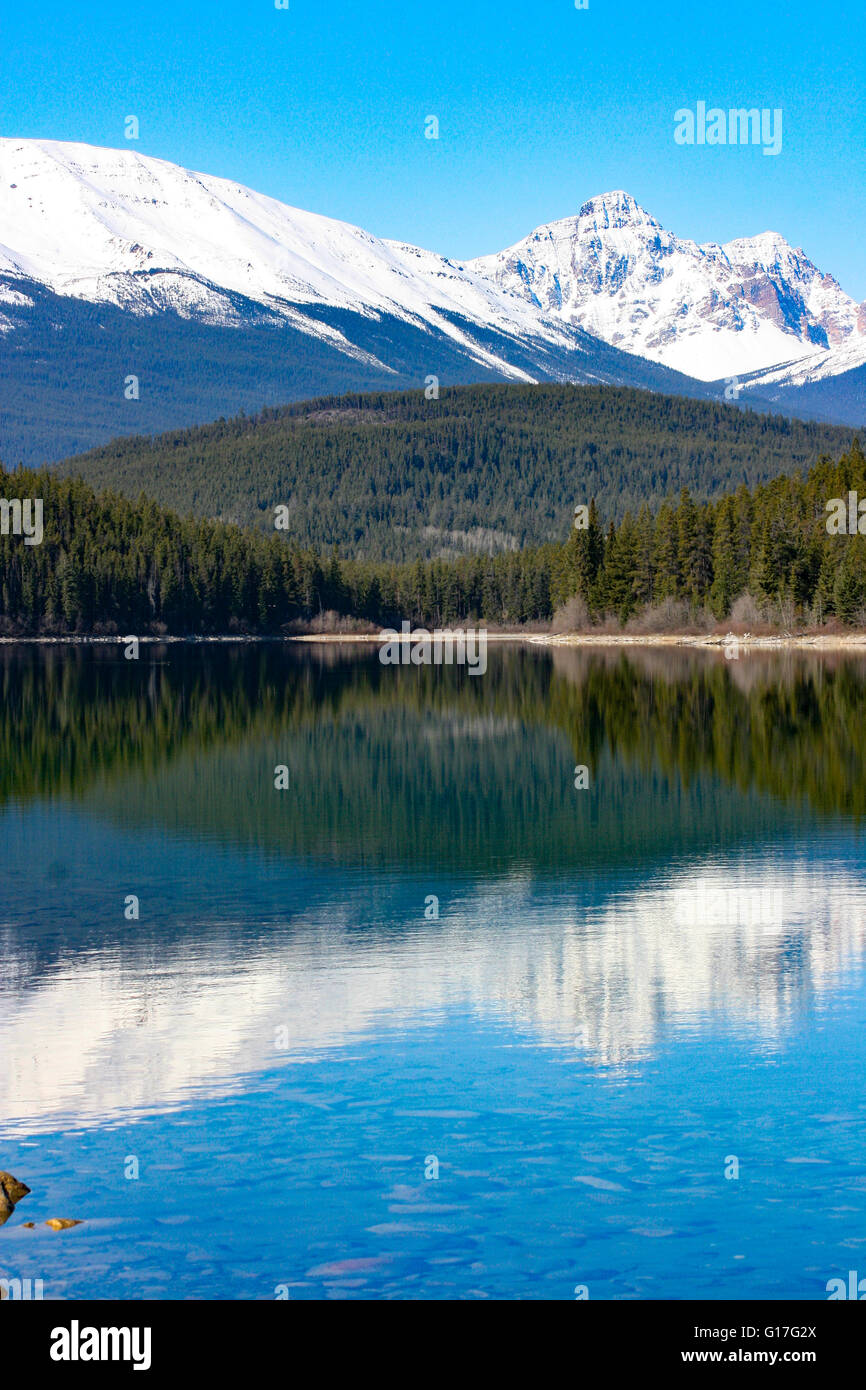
45 1218 82 1231
0 1172 31 1205
0 1172 31 1226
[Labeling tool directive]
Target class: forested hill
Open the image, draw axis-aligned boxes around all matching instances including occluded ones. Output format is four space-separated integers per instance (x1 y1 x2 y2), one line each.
63 385 854 563
3 439 866 636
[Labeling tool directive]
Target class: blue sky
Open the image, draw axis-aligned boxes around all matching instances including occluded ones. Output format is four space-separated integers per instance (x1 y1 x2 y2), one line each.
3 0 864 297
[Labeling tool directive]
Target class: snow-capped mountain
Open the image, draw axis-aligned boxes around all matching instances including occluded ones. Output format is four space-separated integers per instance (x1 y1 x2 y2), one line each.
0 139 862 464
469 190 866 383
0 136 586 379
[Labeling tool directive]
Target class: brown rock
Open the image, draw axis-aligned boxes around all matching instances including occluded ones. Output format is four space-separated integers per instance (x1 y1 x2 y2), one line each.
0 1172 30 1227
45 1218 82 1231
0 1172 31 1205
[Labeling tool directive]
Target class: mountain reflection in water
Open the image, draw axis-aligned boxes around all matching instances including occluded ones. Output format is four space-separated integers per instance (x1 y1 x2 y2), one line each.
1 643 865 1301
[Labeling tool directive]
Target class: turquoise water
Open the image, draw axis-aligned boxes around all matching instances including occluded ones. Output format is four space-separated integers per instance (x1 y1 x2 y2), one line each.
1 642 865 1300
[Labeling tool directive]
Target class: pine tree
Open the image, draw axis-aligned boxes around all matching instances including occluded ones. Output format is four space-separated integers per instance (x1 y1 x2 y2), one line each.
676 487 712 603
652 501 680 600
834 551 863 624
598 514 638 623
709 497 738 618
632 503 655 608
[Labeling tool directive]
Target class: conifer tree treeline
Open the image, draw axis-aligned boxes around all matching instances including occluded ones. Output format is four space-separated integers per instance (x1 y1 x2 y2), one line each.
67 384 855 562
1 440 865 634
551 439 866 624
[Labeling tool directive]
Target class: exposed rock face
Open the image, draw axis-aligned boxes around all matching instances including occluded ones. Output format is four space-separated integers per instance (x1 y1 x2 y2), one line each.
0 1171 31 1226
470 196 865 380
45 1218 81 1231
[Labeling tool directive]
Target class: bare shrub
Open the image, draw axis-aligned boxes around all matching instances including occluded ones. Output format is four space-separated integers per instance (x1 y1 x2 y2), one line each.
287 610 378 635
595 612 624 633
626 598 691 633
759 596 805 631
728 592 762 627
550 596 591 634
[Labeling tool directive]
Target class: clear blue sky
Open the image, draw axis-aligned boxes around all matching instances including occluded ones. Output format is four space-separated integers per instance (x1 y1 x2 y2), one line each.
3 0 864 297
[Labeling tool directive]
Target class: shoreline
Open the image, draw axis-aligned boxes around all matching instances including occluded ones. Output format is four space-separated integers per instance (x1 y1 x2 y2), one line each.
3 631 866 650
532 633 866 650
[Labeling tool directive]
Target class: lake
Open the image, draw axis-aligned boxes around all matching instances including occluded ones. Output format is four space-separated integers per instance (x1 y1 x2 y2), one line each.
1 641 865 1300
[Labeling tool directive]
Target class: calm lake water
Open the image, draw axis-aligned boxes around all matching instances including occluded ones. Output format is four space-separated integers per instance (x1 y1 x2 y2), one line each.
2 641 866 1300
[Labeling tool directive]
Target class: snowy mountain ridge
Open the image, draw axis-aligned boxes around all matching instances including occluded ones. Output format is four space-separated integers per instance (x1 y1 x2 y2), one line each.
0 137 576 382
0 138 863 406
468 190 865 381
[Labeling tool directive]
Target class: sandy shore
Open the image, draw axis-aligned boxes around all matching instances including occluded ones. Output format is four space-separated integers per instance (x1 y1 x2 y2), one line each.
294 632 866 650
530 633 866 650
3 631 866 650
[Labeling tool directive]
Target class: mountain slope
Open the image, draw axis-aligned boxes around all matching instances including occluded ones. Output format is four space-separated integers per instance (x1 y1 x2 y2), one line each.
0 267 723 466
0 136 598 374
65 383 855 563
